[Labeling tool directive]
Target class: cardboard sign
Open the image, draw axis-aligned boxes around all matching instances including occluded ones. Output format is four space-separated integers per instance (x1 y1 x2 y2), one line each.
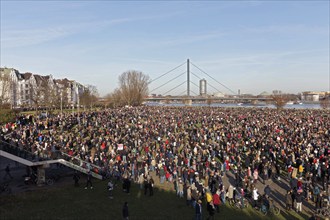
292 167 298 178
117 144 124 151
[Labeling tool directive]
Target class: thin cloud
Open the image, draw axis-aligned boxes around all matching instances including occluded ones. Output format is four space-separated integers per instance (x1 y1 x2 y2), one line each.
111 58 179 66
198 49 329 67
1 12 182 48
243 25 329 35
145 32 227 49
0 19 126 48
1 27 74 48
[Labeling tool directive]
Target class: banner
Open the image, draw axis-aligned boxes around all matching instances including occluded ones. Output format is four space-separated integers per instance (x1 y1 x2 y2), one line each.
292 167 298 178
117 144 124 151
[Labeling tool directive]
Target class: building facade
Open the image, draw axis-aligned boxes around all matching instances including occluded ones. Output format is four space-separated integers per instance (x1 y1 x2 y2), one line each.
301 91 330 102
0 67 84 108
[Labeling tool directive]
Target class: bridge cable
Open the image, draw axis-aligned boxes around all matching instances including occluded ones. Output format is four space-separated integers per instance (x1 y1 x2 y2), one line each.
191 71 223 94
179 90 187 96
190 81 200 95
190 90 199 96
190 81 200 89
163 81 187 96
150 71 186 93
190 62 237 95
148 61 187 84
206 82 223 94
190 71 202 80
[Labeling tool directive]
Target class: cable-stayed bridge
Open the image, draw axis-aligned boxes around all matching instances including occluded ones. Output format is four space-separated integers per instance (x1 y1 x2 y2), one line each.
146 59 272 103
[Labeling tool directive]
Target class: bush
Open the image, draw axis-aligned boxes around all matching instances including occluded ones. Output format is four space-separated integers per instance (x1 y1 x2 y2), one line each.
0 109 16 124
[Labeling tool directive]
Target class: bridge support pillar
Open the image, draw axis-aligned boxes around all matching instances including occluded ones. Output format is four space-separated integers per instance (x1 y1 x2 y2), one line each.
37 165 46 186
185 99 192 106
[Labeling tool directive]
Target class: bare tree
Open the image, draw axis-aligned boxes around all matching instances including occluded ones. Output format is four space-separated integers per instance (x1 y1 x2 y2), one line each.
164 96 171 104
0 71 12 107
30 76 49 112
57 89 69 111
271 93 290 110
79 85 99 110
206 95 213 106
117 70 149 106
106 88 123 108
30 86 41 111
44 86 58 111
88 85 99 109
320 98 330 109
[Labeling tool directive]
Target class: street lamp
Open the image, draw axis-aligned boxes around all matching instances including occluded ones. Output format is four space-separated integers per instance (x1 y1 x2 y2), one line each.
76 85 80 124
60 89 63 119
60 89 63 118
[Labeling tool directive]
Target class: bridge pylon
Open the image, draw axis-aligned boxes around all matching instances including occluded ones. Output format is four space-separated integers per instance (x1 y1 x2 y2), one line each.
187 59 190 97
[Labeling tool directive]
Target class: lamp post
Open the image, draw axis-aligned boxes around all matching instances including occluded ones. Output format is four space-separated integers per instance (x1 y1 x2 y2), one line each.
76 85 80 124
60 90 63 118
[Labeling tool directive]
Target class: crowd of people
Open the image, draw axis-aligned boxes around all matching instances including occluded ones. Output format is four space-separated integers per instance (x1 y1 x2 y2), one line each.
1 106 329 219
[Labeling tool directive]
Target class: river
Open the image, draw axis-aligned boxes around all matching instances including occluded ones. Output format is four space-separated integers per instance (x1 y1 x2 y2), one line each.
144 102 323 109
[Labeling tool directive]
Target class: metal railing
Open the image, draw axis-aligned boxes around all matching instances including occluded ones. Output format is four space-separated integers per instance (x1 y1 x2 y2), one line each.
0 138 104 177
0 139 46 162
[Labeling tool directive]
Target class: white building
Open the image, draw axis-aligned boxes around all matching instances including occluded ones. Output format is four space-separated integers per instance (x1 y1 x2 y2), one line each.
0 67 85 108
213 92 225 98
18 72 36 106
0 68 20 106
301 91 322 102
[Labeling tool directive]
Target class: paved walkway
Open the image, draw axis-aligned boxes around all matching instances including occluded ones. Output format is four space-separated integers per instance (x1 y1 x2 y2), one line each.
0 156 76 194
150 170 320 219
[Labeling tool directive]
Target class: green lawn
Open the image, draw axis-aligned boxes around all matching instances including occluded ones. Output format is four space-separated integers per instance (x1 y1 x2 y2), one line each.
0 179 310 220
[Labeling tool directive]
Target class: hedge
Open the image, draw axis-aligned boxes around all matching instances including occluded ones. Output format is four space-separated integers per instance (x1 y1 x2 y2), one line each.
0 109 16 125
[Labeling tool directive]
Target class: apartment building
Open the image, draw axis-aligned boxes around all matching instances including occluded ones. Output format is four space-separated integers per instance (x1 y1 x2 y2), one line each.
0 67 83 108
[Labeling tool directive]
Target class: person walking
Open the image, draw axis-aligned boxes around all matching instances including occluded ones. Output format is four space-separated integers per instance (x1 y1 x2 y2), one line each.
159 166 165 184
227 185 234 204
108 179 114 199
149 176 154 196
85 171 93 189
124 177 131 195
296 190 303 213
3 164 13 180
195 199 202 220
213 190 221 213
252 186 259 209
206 201 215 220
73 171 80 187
315 191 322 210
186 185 192 206
144 175 149 196
177 179 184 198
264 185 271 198
253 169 258 184
122 202 129 220
286 190 293 211
291 188 296 210
313 185 320 203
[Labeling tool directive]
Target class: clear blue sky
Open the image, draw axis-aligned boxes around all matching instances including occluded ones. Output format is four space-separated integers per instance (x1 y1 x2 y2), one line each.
1 1 329 96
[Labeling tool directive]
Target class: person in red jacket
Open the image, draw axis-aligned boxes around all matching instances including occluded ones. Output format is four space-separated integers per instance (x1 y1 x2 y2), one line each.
213 189 221 213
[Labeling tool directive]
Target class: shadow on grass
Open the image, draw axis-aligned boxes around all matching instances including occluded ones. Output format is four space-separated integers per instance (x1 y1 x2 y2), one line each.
0 179 312 220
